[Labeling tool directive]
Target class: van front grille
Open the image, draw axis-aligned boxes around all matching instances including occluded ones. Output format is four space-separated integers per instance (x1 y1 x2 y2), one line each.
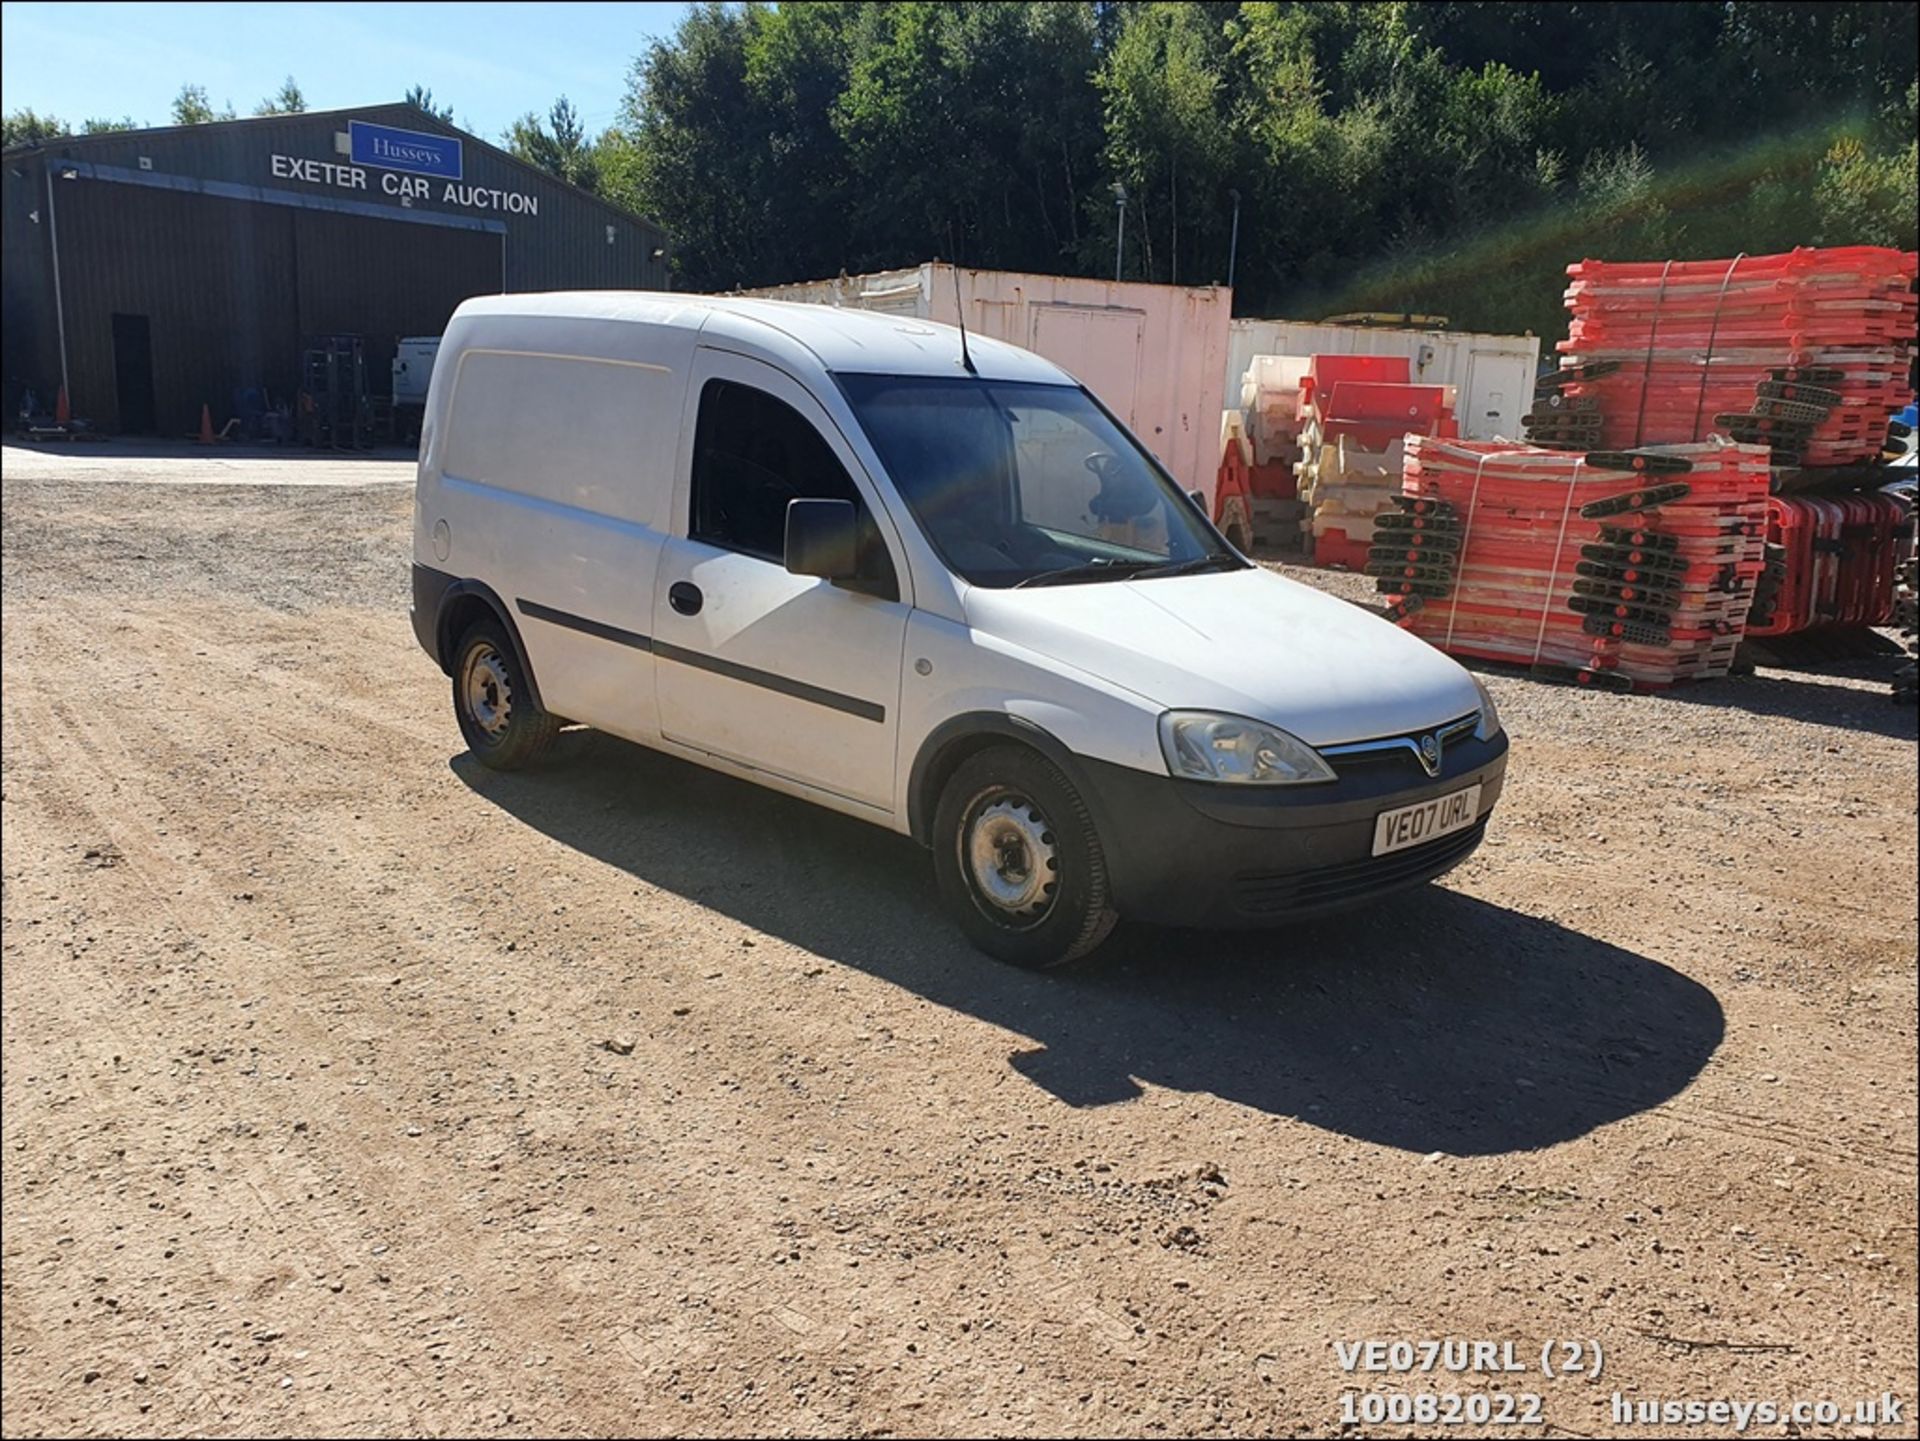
1229 821 1488 916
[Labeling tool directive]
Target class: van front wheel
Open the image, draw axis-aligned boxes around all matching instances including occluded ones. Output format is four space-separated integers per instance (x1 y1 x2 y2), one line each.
452 618 559 770
933 745 1118 968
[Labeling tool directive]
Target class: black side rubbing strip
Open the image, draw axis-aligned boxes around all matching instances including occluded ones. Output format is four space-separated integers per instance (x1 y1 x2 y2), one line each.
514 598 885 724
652 640 885 724
517 598 654 652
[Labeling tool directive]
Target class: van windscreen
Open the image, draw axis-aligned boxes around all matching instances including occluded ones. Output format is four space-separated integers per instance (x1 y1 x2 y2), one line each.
836 375 1236 589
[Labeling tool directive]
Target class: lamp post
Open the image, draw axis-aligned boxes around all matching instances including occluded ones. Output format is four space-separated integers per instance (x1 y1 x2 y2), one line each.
1227 188 1242 296
1111 182 1127 282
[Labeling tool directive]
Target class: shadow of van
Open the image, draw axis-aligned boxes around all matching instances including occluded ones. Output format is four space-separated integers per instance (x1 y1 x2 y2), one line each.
451 728 1723 1157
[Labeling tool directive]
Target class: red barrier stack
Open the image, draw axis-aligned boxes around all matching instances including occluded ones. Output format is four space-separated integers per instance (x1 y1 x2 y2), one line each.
1553 247 1918 466
1747 493 1906 635
1379 438 1771 689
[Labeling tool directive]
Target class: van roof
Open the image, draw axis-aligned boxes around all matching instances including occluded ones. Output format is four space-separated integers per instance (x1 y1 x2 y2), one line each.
451 291 1074 385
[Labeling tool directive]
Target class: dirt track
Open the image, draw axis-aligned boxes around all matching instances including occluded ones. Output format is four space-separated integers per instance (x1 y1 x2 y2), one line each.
2 450 1915 1438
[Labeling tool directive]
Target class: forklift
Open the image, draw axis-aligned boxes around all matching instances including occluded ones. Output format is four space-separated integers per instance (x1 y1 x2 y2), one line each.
297 334 376 449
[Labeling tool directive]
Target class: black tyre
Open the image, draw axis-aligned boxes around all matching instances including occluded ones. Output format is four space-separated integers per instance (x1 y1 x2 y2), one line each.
932 745 1118 968
452 618 559 770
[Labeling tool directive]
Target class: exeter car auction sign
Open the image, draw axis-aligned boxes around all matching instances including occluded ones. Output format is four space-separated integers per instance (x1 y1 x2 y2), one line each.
268 117 541 216
348 120 462 180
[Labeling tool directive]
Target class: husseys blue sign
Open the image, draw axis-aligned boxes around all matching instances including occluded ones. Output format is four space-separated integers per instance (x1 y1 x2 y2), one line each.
349 120 462 181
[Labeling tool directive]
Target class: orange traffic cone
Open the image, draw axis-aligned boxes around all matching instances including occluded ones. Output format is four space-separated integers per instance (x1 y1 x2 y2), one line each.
197 403 215 445
55 385 70 426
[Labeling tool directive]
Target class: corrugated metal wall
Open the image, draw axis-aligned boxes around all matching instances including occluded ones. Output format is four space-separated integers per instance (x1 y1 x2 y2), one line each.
1 164 59 421
58 182 294 435
3 104 670 434
290 207 501 408
50 182 502 433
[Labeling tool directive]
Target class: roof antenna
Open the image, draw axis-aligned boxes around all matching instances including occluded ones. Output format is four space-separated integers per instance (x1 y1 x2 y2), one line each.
945 243 977 376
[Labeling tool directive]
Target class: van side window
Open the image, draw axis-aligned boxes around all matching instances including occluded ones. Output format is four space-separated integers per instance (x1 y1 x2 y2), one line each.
690 379 870 563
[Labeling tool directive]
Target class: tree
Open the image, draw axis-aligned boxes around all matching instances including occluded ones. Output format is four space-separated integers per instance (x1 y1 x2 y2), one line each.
255 76 307 116
833 2 1105 275
171 84 234 125
404 85 455 123
604 0 1919 325
506 95 601 192
3 108 69 145
605 2 778 290
2 110 143 144
1814 83 1920 250
1096 2 1236 284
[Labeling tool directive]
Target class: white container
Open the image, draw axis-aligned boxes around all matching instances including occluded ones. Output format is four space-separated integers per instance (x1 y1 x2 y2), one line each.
1226 319 1540 442
744 264 1232 503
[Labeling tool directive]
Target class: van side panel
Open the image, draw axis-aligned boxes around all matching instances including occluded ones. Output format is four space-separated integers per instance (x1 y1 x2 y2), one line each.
424 324 691 743
441 350 673 525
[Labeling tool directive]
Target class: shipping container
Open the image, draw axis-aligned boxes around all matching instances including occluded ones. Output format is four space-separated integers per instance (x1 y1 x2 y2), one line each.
1225 319 1541 443
743 264 1232 503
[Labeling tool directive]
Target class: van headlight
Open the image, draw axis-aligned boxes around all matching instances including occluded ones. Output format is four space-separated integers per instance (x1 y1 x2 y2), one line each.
1472 676 1503 742
1158 711 1336 785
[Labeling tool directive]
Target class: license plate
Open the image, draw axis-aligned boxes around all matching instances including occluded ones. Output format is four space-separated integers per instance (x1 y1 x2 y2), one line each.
1372 784 1483 857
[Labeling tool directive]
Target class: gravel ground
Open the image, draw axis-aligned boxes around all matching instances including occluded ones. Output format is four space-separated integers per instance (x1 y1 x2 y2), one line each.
2 451 1915 1438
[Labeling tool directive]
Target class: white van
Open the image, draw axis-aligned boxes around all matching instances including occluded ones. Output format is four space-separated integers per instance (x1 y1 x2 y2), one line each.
411 293 1508 967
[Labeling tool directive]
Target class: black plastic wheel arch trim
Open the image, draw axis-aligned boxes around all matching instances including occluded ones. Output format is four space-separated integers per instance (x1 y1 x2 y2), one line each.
907 712 1097 847
417 567 549 717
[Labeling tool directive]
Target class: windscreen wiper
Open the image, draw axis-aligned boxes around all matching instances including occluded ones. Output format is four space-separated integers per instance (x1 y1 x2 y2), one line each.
1130 553 1247 580
1013 557 1162 588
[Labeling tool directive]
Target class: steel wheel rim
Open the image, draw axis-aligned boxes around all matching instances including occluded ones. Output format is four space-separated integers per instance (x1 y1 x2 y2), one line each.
462 644 513 740
963 791 1059 925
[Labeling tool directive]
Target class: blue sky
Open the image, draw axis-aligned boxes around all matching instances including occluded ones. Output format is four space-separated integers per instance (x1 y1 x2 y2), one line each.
0 1 696 140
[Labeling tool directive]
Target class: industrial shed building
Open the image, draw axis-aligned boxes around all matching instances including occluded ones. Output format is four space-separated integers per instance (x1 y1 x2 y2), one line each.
2 102 669 436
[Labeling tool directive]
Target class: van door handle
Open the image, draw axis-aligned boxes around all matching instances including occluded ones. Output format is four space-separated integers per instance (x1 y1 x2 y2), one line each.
668 581 703 616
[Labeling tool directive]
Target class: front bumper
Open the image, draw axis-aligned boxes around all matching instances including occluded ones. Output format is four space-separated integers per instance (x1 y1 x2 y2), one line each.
1075 731 1509 928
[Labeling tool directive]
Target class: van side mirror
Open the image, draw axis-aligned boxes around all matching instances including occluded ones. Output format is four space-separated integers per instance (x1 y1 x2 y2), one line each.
785 498 859 581
1188 489 1207 512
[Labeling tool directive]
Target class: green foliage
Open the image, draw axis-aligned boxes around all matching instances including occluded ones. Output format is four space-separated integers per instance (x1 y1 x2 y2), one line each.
3 108 69 145
170 84 234 126
1814 84 1920 250
506 96 602 193
603 1 1916 324
404 86 455 123
255 76 307 117
3 110 144 144
1096 1 1235 283
833 2 1105 275
602 3 772 289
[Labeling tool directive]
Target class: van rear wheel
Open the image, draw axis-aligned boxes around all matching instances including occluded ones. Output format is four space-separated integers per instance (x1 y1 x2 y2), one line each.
452 618 559 770
933 745 1118 968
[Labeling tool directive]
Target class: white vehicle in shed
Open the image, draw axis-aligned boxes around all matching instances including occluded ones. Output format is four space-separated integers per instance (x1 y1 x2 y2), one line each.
391 336 441 443
411 293 1508 967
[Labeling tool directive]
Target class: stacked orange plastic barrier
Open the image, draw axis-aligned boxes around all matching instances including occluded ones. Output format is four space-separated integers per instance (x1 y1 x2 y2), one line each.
1378 438 1771 689
1747 493 1906 635
1549 246 1917 466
